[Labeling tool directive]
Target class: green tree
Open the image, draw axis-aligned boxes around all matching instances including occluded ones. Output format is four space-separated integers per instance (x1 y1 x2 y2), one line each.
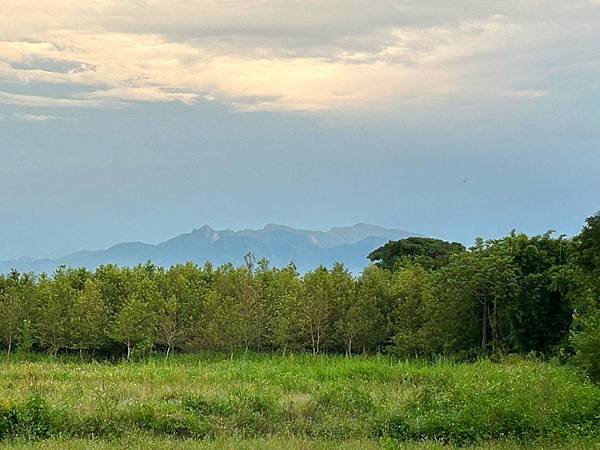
302 267 336 354
388 264 435 357
495 232 574 353
0 288 21 355
94 264 132 313
570 210 600 379
205 263 259 353
368 237 465 271
327 263 366 355
18 319 33 354
162 262 212 352
202 289 245 355
111 278 161 359
429 244 519 355
35 269 77 356
256 263 303 355
575 210 600 277
335 289 381 356
70 279 109 355
157 295 183 358
0 271 36 356
571 308 600 381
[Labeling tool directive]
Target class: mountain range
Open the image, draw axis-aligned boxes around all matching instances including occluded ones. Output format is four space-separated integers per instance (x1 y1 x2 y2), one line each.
0 224 418 274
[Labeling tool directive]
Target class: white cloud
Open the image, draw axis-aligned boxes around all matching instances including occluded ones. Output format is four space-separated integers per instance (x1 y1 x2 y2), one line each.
0 112 73 122
0 91 117 108
0 0 597 113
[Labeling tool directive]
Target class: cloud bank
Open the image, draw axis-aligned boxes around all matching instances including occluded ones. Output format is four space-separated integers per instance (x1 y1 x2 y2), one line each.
0 0 598 113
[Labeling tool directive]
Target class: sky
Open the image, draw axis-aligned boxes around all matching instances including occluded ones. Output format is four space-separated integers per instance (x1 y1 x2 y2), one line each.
1 0 599 259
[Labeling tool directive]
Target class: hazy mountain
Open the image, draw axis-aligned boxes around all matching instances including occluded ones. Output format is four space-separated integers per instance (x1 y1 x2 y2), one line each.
0 224 418 274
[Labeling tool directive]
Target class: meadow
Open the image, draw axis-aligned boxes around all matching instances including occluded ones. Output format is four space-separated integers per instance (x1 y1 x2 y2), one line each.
0 354 599 449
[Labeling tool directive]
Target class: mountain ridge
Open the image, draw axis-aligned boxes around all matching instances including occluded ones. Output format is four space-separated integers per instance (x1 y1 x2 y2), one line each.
0 223 419 274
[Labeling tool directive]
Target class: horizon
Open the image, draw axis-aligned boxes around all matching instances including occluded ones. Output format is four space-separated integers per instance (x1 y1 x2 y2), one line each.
6 222 400 259
2 220 589 262
4 222 414 260
2 210 598 262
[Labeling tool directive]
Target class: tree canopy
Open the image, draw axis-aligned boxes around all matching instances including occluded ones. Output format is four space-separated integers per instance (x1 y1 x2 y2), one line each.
368 237 466 270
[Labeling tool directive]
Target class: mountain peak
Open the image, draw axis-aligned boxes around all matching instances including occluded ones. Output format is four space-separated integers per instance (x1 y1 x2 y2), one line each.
193 225 214 233
354 222 384 229
1 224 419 275
263 224 296 232
339 223 387 232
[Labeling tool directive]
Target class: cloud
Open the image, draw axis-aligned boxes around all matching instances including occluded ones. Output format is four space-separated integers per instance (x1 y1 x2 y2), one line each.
0 91 117 108
0 0 598 113
0 112 73 122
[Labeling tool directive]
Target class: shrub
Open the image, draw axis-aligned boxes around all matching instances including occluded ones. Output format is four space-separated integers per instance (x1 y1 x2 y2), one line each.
184 391 282 435
0 404 10 440
8 395 58 439
571 311 600 381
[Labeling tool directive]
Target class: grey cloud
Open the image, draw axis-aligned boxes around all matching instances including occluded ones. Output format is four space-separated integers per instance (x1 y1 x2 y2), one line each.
0 0 598 113
0 91 121 108
9 56 94 74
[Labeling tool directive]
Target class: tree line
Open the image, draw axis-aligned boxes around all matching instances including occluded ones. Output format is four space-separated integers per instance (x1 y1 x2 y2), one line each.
1 211 599 378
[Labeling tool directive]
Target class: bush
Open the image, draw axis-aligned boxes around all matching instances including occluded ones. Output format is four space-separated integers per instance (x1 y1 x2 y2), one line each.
184 391 283 435
7 395 58 439
571 311 600 381
0 404 10 440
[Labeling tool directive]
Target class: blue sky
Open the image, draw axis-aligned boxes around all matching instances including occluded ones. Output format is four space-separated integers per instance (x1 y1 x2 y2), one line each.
1 1 599 259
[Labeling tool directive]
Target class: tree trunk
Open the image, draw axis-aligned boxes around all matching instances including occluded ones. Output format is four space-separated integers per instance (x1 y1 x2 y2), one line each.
166 344 171 360
347 337 352 357
487 301 500 352
126 341 131 360
481 298 489 353
316 328 321 354
7 337 12 357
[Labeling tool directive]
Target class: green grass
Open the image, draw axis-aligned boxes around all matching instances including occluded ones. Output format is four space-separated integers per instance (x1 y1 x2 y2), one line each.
0 354 598 449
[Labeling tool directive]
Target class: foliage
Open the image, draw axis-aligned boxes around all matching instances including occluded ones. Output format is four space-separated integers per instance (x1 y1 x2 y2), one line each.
570 310 600 381
368 237 466 270
0 212 598 386
570 210 600 380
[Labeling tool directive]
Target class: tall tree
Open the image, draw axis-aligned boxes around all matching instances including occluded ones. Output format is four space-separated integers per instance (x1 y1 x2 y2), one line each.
256 263 303 355
571 210 600 379
495 232 574 353
388 264 434 357
157 295 183 358
429 245 519 354
70 279 109 355
302 267 336 354
111 278 161 359
36 268 77 356
162 262 212 352
0 287 21 355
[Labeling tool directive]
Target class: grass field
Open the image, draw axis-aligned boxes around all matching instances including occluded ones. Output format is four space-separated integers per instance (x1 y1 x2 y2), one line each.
0 354 599 449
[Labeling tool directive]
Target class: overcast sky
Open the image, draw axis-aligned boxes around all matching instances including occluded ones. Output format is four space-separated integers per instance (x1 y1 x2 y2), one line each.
1 0 599 259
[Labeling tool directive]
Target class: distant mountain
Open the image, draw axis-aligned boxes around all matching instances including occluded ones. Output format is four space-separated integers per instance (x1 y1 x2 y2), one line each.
0 224 419 274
